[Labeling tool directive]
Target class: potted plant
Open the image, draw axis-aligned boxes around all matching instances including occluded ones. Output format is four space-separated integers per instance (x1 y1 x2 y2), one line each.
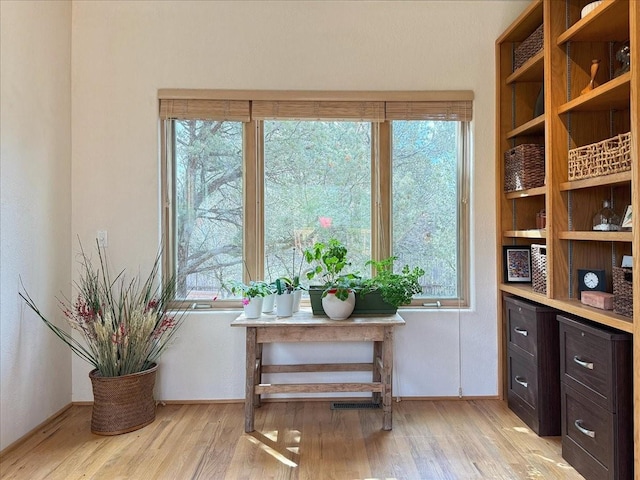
303 238 360 319
274 276 295 317
357 257 425 313
19 241 188 435
226 279 272 318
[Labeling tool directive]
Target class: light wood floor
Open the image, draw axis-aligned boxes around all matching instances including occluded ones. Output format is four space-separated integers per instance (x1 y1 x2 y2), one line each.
0 399 585 480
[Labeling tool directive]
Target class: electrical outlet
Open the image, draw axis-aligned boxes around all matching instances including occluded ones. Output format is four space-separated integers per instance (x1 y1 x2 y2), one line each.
97 230 108 247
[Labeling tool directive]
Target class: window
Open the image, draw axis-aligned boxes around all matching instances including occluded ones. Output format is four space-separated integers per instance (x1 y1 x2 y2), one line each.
263 120 372 284
160 92 472 308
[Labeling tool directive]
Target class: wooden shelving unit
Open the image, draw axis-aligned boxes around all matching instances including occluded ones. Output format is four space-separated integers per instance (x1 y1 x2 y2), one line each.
496 0 639 476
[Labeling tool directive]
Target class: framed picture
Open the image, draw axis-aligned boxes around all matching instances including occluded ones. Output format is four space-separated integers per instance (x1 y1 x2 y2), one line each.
621 205 632 230
503 246 532 283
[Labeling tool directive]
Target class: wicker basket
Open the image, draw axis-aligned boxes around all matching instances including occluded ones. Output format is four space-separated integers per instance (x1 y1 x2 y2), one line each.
504 144 545 192
568 132 631 180
514 24 544 70
612 267 633 317
531 244 547 294
89 363 157 435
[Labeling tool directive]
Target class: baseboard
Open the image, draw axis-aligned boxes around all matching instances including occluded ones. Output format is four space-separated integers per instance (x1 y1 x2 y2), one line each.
0 403 73 458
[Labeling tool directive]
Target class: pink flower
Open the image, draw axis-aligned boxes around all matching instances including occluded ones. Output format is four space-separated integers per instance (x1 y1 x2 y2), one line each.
319 216 332 228
242 298 250 306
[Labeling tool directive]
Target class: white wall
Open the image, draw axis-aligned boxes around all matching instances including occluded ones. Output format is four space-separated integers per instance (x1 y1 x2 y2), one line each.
69 0 529 402
0 1 72 450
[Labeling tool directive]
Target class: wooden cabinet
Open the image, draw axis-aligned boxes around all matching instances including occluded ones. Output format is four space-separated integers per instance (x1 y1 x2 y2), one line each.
496 0 639 475
558 314 632 480
505 296 560 436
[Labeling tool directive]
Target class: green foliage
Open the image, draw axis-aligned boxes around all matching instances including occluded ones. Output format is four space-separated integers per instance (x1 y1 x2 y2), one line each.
225 280 271 298
303 238 361 301
361 257 425 308
303 238 351 285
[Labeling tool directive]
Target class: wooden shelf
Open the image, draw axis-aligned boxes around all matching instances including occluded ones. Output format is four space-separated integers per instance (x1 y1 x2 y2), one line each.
498 0 637 472
500 284 633 334
506 115 545 138
496 0 543 43
558 72 630 114
560 171 632 191
506 51 544 84
557 0 629 44
505 186 546 199
503 229 546 239
558 230 633 242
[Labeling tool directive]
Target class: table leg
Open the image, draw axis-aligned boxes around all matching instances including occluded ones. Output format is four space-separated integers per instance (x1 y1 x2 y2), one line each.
382 327 393 430
245 327 257 433
255 343 263 407
372 340 382 405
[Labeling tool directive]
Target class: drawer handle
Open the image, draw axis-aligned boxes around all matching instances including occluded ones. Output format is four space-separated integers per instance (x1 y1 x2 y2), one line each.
514 376 528 388
513 327 528 337
574 420 596 439
573 356 594 370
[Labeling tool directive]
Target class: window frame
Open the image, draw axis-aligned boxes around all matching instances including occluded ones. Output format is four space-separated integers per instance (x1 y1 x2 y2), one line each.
160 90 472 309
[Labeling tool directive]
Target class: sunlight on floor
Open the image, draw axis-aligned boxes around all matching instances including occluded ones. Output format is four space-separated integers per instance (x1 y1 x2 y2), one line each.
246 429 301 468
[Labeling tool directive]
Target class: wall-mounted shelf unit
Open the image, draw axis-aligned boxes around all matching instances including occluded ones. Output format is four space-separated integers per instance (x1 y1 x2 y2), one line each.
496 0 638 476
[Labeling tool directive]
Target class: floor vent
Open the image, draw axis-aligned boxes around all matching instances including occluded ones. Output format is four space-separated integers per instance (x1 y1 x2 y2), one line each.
330 402 381 410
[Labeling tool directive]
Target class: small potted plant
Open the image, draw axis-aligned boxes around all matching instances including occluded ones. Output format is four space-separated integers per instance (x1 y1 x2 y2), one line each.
357 257 425 313
274 276 295 317
303 238 360 319
226 280 272 318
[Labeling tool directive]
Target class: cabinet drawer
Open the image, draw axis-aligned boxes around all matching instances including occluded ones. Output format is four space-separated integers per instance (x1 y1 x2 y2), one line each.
558 315 630 411
504 297 555 358
562 384 613 480
506 304 537 358
507 353 537 410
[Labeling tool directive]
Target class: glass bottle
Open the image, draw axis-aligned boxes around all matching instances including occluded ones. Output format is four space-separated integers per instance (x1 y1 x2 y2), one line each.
592 200 621 231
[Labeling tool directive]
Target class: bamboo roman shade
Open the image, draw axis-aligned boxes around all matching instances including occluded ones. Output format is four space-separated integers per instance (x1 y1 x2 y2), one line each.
385 101 473 122
251 101 385 122
159 99 251 121
158 91 473 122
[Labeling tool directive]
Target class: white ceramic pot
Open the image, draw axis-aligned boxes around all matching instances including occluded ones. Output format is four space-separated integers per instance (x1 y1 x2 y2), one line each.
292 290 302 313
276 292 294 317
243 296 263 319
262 293 275 313
321 290 355 320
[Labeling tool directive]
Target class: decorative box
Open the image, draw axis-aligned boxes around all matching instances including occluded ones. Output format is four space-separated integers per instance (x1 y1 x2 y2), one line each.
504 144 545 192
514 24 543 71
568 132 631 181
531 244 547 294
612 267 633 317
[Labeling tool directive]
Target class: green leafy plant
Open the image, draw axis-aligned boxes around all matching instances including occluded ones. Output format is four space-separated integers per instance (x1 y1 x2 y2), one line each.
19 241 188 378
274 277 293 295
303 238 360 301
361 257 425 307
226 280 271 299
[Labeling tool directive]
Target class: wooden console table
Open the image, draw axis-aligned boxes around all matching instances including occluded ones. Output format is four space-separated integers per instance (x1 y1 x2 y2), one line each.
231 310 405 432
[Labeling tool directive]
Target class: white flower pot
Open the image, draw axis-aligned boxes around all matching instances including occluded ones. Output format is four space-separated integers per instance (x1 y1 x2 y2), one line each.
292 290 302 312
321 290 355 320
243 296 263 319
276 292 294 317
262 293 275 313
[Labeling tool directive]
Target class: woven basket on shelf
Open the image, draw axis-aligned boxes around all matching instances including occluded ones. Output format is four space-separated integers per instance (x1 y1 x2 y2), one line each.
612 267 633 318
531 244 547 294
568 132 631 181
89 363 157 435
514 24 543 70
504 144 545 192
